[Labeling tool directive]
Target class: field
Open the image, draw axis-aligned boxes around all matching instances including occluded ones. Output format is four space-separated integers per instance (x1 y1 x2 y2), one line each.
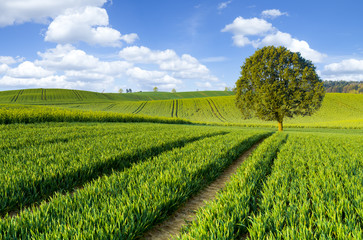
0 89 362 128
0 88 362 239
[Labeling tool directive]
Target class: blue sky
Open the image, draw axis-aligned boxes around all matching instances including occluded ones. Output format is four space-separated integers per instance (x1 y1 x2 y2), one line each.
0 0 362 92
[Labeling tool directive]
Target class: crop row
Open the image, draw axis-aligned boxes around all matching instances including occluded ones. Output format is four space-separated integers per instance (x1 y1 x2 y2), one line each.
0 129 271 239
0 122 224 215
58 93 363 129
177 132 363 239
246 133 362 239
0 104 192 125
178 132 287 239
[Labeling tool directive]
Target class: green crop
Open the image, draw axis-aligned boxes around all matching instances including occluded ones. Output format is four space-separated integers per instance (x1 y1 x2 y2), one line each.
0 122 226 216
248 133 363 239
0 104 192 125
0 128 271 239
178 132 287 239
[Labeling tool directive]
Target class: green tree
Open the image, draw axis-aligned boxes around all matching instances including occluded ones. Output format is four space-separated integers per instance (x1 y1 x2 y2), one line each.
171 88 176 93
118 88 123 93
153 86 158 92
235 46 325 131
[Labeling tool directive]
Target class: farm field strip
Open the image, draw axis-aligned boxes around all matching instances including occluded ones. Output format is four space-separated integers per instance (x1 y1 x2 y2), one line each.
247 133 363 239
143 137 266 239
178 132 287 239
0 104 192 125
0 89 234 104
0 129 271 239
0 123 222 216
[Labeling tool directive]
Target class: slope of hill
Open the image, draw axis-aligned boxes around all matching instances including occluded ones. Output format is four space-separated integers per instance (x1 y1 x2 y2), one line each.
0 88 362 128
56 93 363 128
0 88 234 103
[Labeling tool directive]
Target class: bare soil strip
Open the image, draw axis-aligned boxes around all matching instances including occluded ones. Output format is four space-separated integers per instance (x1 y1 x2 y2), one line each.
142 139 263 240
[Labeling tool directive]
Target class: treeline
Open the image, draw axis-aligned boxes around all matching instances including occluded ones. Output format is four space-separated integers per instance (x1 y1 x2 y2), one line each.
324 80 363 94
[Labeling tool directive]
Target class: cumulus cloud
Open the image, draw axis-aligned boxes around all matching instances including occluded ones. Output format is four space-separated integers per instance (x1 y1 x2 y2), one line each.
222 17 273 37
322 59 363 81
36 44 99 70
119 46 218 82
0 44 219 92
0 0 107 26
261 9 288 19
0 64 9 74
126 67 182 90
324 59 363 73
0 45 134 91
45 7 137 47
258 31 326 63
222 16 325 62
0 56 16 65
7 61 53 78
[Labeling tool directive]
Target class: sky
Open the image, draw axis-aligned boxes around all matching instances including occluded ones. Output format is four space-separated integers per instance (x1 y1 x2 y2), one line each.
0 0 362 93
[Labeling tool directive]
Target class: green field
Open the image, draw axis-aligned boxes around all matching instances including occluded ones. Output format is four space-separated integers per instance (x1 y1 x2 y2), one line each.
0 88 234 103
0 88 362 128
0 88 362 239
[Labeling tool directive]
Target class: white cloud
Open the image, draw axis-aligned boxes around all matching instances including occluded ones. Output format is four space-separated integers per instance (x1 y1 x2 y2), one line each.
0 44 219 92
36 44 100 70
218 1 232 10
0 45 133 91
126 67 182 90
7 61 53 78
222 16 326 62
222 17 273 37
119 46 176 64
119 46 219 81
196 81 212 88
45 6 137 47
0 64 9 74
0 0 107 26
322 59 363 81
261 9 288 19
0 56 16 65
324 59 363 73
258 31 326 62
120 33 139 44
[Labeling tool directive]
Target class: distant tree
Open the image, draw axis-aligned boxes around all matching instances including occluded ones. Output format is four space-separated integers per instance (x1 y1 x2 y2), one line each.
235 46 325 131
224 87 229 91
128 89 132 93
153 87 158 92
118 88 123 94
171 88 176 93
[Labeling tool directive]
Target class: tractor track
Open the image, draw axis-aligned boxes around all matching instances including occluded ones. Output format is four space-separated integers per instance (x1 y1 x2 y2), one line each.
142 139 264 240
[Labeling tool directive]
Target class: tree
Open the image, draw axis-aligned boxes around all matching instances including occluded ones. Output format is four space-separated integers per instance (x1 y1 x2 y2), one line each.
153 86 158 92
235 46 325 131
118 88 123 93
171 88 176 93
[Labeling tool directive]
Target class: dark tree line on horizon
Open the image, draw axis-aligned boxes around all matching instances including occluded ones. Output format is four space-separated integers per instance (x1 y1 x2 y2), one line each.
323 80 363 94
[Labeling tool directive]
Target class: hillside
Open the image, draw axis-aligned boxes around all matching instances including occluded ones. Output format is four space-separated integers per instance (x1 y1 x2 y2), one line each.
53 93 362 128
0 88 362 128
0 88 234 104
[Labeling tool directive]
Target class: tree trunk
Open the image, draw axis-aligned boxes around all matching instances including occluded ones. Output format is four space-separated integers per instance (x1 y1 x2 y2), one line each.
278 121 283 131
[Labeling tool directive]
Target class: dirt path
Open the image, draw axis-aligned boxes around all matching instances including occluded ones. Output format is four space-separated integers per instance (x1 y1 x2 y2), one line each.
141 139 263 240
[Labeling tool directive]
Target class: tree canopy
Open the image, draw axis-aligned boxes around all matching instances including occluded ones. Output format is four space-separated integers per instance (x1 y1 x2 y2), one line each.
235 46 325 131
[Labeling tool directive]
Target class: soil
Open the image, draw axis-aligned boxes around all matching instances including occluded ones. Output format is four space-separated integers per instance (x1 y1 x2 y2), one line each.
141 139 263 240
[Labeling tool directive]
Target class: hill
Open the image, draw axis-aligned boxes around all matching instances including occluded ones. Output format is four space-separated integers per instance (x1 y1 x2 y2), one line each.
0 88 362 128
0 88 234 104
54 93 362 128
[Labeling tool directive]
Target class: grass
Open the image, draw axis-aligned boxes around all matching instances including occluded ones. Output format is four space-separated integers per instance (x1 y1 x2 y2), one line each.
0 88 234 103
0 88 362 129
